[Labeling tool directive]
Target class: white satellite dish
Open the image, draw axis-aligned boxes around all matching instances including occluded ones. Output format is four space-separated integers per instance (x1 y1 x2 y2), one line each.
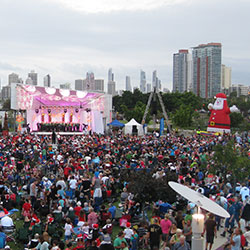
168 181 230 218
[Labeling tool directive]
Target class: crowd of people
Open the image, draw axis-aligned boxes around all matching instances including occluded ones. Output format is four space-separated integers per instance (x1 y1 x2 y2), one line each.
0 131 249 250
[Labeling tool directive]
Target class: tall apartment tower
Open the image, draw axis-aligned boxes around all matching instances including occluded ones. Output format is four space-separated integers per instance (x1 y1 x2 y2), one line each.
75 79 84 91
140 70 146 93
192 43 222 98
44 74 51 87
125 76 132 91
107 68 116 96
221 64 232 90
8 73 22 85
94 79 104 92
28 70 38 85
152 70 161 91
86 72 95 90
173 50 192 93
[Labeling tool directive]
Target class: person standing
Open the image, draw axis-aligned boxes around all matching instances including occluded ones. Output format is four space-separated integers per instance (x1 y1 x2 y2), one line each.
160 214 172 243
148 218 162 250
202 213 217 250
230 228 241 250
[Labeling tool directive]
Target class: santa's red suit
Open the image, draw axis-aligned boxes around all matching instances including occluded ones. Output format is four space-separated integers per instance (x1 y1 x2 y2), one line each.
207 93 238 133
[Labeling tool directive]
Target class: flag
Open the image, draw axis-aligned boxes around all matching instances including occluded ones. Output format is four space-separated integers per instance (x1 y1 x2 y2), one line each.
159 118 164 136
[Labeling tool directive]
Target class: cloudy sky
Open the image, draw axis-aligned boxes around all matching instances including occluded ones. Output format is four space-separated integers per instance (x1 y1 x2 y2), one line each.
0 0 249 91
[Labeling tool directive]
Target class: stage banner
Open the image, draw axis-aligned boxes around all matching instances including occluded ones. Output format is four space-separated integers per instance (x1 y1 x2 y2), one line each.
159 118 164 136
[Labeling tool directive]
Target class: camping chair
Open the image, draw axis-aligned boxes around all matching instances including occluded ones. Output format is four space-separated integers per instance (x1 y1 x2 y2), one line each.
3 225 17 245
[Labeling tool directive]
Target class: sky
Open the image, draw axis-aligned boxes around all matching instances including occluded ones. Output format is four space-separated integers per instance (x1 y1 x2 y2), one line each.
0 0 249 91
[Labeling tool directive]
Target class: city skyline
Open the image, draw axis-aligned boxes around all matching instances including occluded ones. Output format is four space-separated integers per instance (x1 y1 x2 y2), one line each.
0 0 250 90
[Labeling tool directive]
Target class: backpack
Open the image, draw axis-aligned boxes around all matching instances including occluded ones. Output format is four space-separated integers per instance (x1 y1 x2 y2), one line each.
241 234 246 247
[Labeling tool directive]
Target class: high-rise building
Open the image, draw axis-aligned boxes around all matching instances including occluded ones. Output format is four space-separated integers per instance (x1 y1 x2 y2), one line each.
1 86 11 101
140 70 146 93
60 83 71 89
107 68 116 96
86 72 95 91
75 79 84 91
221 64 231 90
152 70 161 91
8 73 22 85
28 70 38 85
125 76 132 92
94 79 104 92
108 68 114 82
173 50 192 93
192 43 222 98
107 81 116 96
146 83 151 93
44 74 51 87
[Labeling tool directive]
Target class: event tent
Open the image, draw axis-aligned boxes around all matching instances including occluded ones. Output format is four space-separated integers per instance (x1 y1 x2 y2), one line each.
107 119 125 127
124 118 144 136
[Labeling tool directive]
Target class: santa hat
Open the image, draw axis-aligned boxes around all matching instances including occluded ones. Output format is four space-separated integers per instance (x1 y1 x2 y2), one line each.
3 208 9 215
215 93 227 99
48 217 54 223
126 222 131 228
93 224 99 229
77 234 83 239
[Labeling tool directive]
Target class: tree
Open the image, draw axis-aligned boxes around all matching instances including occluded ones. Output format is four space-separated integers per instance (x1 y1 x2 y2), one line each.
120 169 177 210
172 105 194 128
2 99 10 110
211 141 250 183
230 112 244 128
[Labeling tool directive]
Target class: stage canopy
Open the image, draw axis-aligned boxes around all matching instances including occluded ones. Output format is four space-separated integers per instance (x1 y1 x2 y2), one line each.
14 85 104 110
107 119 125 127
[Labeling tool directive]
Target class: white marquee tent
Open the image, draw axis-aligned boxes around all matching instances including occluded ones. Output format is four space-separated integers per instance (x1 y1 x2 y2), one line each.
124 118 144 136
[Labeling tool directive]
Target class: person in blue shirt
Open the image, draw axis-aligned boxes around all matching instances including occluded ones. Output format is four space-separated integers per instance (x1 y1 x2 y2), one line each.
108 204 116 220
221 200 235 237
0 228 6 249
230 227 241 250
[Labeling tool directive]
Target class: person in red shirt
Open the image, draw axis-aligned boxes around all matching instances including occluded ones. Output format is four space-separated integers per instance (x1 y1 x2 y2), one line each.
74 201 82 217
64 165 72 179
22 199 32 218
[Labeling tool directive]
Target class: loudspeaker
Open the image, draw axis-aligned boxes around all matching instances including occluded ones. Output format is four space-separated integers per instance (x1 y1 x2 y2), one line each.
132 125 138 136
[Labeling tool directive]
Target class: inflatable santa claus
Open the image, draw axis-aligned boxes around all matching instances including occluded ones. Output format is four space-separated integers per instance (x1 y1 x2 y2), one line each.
207 93 239 133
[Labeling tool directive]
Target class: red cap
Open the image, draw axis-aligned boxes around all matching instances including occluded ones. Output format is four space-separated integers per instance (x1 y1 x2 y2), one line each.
215 93 227 99
126 222 131 228
93 224 99 229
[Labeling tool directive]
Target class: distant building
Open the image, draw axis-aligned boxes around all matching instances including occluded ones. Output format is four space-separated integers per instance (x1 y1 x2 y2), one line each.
108 68 114 82
60 83 71 89
221 64 231 90
44 74 51 87
173 49 192 93
94 79 104 92
140 70 146 93
28 70 38 85
118 90 124 96
86 72 95 91
107 81 116 96
1 86 11 101
152 70 161 91
146 83 151 93
8 73 22 85
230 84 249 97
75 79 84 91
192 43 222 98
25 77 33 85
125 76 132 91
163 88 170 93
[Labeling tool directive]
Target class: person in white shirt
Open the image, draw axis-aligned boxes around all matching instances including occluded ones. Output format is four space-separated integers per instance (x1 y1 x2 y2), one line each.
240 185 250 201
123 222 134 246
1 215 14 231
69 176 77 198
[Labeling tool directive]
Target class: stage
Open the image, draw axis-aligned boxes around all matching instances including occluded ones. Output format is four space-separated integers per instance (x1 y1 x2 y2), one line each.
33 131 86 136
10 84 113 134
